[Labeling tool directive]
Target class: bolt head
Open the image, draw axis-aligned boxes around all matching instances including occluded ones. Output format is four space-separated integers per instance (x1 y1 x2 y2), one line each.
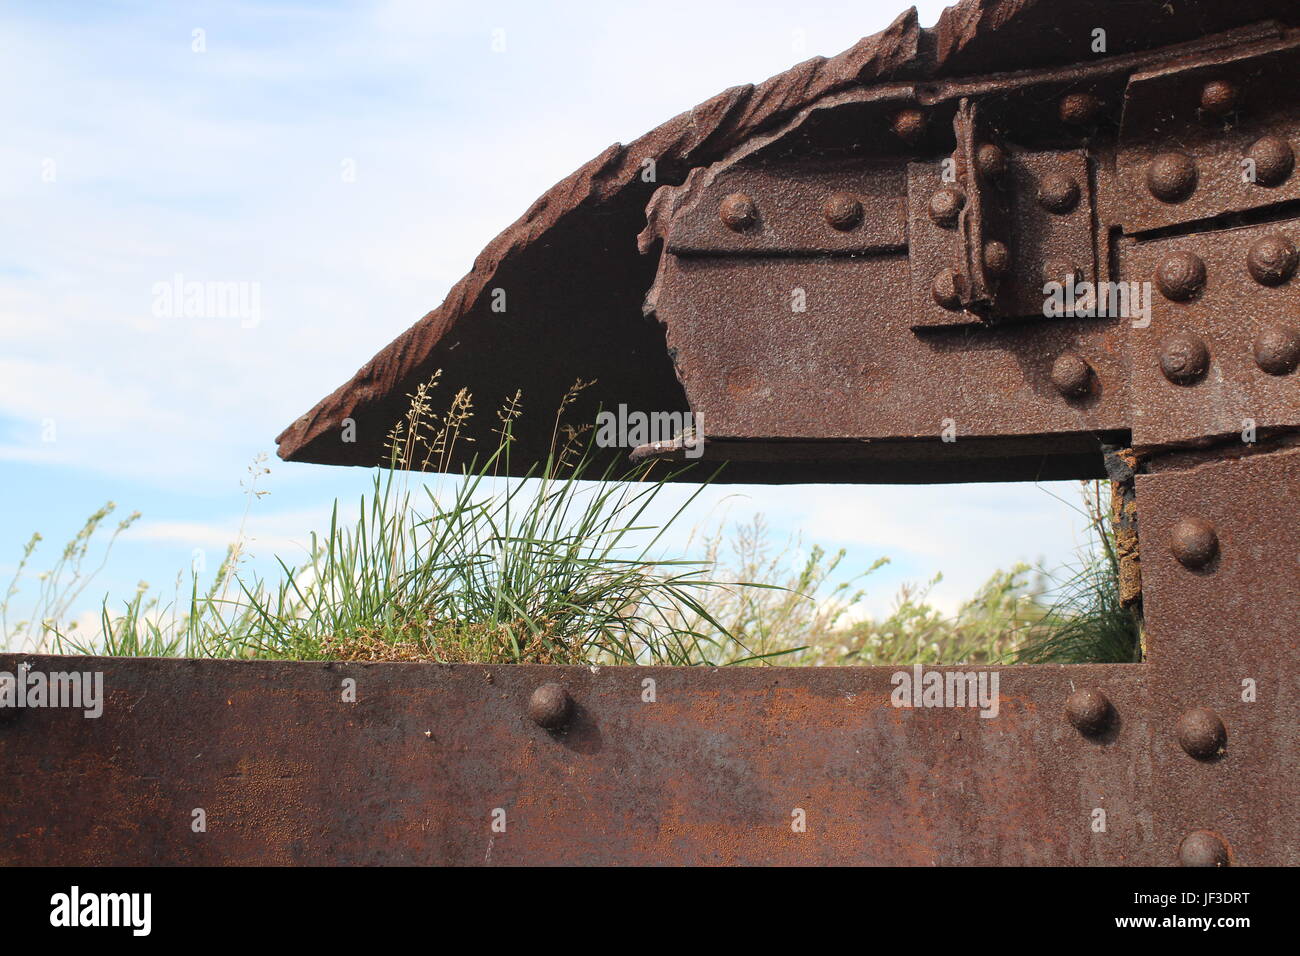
1059 92 1103 126
1246 233 1298 286
1179 830 1231 867
1199 79 1239 117
1170 516 1218 568
1158 331 1210 385
975 143 1007 180
982 240 1011 279
891 108 927 145
1146 152 1198 203
1247 134 1294 187
1155 251 1206 302
932 269 963 310
822 191 862 230
719 193 757 231
1253 324 1300 375
1037 172 1080 214
1050 352 1093 399
1176 707 1226 760
1065 688 1112 735
528 682 573 730
928 187 965 227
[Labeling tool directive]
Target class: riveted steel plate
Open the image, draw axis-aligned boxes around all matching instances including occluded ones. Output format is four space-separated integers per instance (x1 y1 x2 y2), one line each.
664 160 906 256
1114 39 1300 234
653 252 1128 442
0 655 1154 866
1137 445 1300 866
909 150 1098 327
1122 220 1300 449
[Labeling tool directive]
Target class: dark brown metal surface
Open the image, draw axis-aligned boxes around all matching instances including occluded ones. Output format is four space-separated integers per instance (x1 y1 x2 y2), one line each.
1138 444 1300 867
2 656 1159 865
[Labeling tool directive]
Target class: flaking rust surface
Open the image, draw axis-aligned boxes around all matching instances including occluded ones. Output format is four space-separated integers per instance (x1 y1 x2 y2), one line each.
0 656 1152 865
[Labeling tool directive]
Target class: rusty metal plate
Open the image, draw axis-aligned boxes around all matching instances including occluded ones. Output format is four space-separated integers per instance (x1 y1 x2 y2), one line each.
663 160 906 256
1137 444 1300 866
653 252 1128 442
908 150 1097 327
1114 39 1300 234
1122 219 1300 449
0 655 1155 865
999 150 1099 316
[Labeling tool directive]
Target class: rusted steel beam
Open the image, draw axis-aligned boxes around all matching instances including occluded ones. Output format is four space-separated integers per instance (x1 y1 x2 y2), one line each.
273 1 1300 481
2 656 1165 866
1137 444 1300 867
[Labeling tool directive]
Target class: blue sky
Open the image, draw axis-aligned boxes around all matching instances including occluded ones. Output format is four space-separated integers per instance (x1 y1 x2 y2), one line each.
0 0 1098 640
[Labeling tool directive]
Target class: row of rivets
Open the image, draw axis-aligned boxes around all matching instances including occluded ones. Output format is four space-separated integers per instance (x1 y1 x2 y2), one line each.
1064 690 1231 865
1146 136 1295 203
718 191 868 232
1064 692 1229 762
1157 327 1300 383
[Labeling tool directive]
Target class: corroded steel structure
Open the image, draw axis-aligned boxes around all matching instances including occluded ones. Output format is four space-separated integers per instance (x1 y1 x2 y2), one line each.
4 0 1298 865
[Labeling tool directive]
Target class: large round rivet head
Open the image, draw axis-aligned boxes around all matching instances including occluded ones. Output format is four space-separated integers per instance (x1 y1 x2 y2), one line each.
1246 233 1298 286
1170 516 1218 568
928 187 965 227
1253 324 1300 375
1247 134 1294 187
1179 831 1231 867
932 269 963 310
1146 152 1198 203
1051 352 1093 399
528 682 573 730
1059 92 1102 126
1177 707 1226 760
1037 172 1080 214
1158 331 1210 385
891 108 927 145
1199 79 1239 117
983 240 1011 279
719 193 757 231
1065 688 1112 736
975 143 1007 180
1155 251 1206 302
822 191 862 230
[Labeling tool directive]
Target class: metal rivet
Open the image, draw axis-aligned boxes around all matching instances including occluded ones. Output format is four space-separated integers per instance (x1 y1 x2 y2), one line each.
1146 152 1198 203
1177 706 1226 760
719 193 757 231
1037 172 1080 213
1199 79 1238 117
1065 688 1112 735
822 191 862 230
1170 516 1218 568
1247 135 1294 187
1051 352 1093 399
1246 233 1297 286
932 269 962 310
1059 92 1102 126
1179 830 1231 867
1155 251 1206 302
975 143 1006 180
928 187 965 227
528 682 573 730
983 240 1011 279
1253 324 1300 375
1159 331 1210 385
891 108 927 145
